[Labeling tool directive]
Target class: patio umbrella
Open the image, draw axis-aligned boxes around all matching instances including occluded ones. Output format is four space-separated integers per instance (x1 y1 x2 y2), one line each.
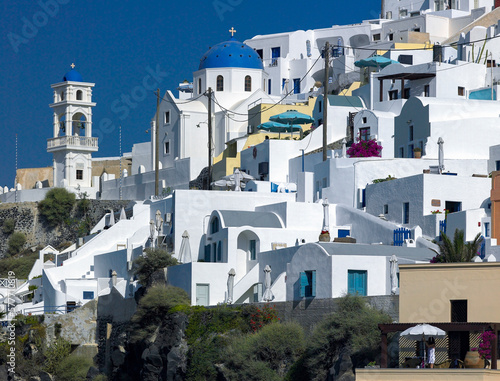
438 137 444 174
214 168 255 191
341 138 347 158
390 254 398 295
262 265 274 302
269 110 314 138
401 324 446 367
354 55 399 69
120 207 127 220
227 268 235 304
178 230 192 263
108 209 115 226
257 121 302 139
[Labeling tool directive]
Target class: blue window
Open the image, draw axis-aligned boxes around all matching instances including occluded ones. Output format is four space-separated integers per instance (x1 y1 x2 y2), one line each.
271 47 280 65
250 240 256 260
282 78 287 91
485 222 490 238
338 229 350 238
210 217 219 234
403 202 410 224
217 241 222 262
300 270 316 297
293 78 300 94
268 79 272 95
83 291 94 300
348 270 367 296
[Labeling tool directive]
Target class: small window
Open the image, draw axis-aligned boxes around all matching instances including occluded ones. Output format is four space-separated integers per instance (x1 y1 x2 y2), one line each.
61 91 65 101
373 33 381 42
388 33 394 41
76 90 83 100
293 78 300 94
359 127 370 141
409 126 414 141
389 89 398 100
403 88 410 99
198 78 202 94
384 204 388 214
386 11 392 19
348 270 367 296
458 87 465 96
496 160 500 171
487 59 496 68
164 111 170 124
164 141 170 155
249 240 256 260
268 79 272 95
403 202 410 224
318 100 322 113
256 49 263 59
300 270 316 297
217 241 222 262
83 291 94 300
424 85 430 97
485 222 490 237
408 144 414 158
271 47 280 65
217 75 224 91
204 245 211 262
399 9 408 17
400 147 404 158
76 170 83 180
245 75 252 92
322 177 327 187
362 117 367 124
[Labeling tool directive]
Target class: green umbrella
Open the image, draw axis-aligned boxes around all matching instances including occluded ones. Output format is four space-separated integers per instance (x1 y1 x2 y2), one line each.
269 110 314 138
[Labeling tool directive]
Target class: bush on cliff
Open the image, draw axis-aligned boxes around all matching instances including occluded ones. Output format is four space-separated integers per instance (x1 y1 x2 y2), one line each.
7 231 27 256
2 218 15 235
38 188 76 227
130 285 189 342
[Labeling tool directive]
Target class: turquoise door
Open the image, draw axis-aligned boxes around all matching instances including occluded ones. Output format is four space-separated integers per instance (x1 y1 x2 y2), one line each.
348 270 367 296
196 284 209 306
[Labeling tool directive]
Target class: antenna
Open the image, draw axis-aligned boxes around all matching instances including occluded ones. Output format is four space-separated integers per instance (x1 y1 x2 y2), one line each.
15 133 18 203
119 125 122 201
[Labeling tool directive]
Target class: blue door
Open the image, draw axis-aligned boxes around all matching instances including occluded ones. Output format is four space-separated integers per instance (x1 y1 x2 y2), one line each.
293 78 300 94
348 270 367 296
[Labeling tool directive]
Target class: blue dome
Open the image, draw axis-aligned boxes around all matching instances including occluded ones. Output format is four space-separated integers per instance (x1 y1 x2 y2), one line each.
199 37 263 70
63 69 83 82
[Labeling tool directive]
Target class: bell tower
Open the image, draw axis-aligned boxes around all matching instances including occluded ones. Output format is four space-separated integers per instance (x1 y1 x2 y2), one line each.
47 64 98 189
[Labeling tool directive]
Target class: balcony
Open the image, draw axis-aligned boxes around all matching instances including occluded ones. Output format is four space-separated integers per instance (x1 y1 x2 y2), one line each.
47 136 98 152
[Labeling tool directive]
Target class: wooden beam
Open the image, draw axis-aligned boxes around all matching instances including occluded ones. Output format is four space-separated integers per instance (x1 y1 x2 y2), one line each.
381 333 388 368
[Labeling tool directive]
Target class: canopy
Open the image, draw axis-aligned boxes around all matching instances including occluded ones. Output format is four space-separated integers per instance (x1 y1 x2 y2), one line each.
401 324 446 341
354 55 399 69
257 121 302 133
269 110 314 125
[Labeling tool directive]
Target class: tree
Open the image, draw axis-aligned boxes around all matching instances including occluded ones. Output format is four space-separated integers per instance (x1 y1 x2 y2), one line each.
38 188 76 227
435 229 483 263
2 218 15 235
7 232 26 256
133 248 178 288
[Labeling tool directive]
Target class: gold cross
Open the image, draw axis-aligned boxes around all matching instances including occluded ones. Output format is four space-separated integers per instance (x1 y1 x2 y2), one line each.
229 27 236 37
70 63 76 69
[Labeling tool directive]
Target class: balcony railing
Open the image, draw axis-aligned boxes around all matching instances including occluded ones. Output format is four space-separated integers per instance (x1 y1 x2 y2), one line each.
47 136 98 150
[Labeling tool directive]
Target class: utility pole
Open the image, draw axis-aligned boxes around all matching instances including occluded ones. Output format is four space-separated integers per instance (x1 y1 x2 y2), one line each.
155 88 160 196
207 87 213 190
322 41 330 162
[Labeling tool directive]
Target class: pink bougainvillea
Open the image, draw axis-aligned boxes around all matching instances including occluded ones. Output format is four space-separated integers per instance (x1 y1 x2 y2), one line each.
347 138 383 158
479 330 496 360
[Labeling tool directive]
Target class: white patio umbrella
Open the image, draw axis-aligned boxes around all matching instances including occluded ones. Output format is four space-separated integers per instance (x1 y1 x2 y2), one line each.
119 206 127 220
341 138 347 158
437 137 444 174
178 230 192 263
213 168 254 191
262 265 274 302
227 268 236 304
401 324 446 367
390 254 398 295
109 209 115 226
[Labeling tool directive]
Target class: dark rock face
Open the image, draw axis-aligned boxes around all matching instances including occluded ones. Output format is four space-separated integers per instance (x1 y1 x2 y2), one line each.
105 313 188 381
328 348 355 381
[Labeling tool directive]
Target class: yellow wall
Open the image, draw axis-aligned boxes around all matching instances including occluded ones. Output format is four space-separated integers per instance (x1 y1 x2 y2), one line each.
17 167 53 189
357 369 500 381
399 263 500 323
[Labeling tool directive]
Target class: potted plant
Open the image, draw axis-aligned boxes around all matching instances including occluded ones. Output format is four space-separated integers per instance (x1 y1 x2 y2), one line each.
413 147 422 158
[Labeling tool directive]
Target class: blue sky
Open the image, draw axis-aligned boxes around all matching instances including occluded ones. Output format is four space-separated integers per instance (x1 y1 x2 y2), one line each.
0 0 378 188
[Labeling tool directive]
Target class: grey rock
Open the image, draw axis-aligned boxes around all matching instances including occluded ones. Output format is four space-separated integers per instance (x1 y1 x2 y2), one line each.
39 372 54 381
85 366 100 380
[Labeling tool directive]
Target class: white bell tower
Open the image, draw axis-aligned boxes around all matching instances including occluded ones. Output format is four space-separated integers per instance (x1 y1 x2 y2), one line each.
47 64 98 189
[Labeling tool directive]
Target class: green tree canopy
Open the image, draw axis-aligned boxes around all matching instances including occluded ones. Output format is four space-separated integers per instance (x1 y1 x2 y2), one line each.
38 188 76 227
133 248 178 288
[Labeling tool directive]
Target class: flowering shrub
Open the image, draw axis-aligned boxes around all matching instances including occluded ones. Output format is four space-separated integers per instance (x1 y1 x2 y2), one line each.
479 331 496 359
250 304 280 332
431 209 449 215
430 254 445 263
347 138 382 158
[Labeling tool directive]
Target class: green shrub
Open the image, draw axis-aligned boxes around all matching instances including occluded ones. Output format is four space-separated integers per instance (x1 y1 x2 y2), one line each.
289 294 392 381
43 337 72 374
130 285 189 342
7 232 27 256
38 188 76 227
0 251 38 278
2 218 15 235
54 354 94 381
133 248 178 288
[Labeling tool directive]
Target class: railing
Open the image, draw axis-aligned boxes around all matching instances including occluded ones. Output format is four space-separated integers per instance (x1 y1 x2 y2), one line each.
47 136 98 149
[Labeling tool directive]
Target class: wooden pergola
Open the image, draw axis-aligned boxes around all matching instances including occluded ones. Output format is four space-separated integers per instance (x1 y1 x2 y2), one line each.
378 322 499 369
378 72 435 101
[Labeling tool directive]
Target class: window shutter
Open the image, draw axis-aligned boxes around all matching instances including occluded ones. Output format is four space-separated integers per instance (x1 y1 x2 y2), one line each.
311 271 316 297
300 272 307 297
348 271 355 295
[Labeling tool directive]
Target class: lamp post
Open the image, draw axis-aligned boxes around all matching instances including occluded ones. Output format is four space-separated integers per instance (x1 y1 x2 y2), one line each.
149 220 155 248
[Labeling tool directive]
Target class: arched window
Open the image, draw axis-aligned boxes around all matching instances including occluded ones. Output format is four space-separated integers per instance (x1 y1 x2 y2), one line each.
210 217 219 234
245 75 252 92
216 75 224 92
76 90 83 100
61 91 65 101
198 78 202 94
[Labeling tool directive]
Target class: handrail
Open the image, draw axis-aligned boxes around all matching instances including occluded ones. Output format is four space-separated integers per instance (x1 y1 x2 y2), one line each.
47 136 98 148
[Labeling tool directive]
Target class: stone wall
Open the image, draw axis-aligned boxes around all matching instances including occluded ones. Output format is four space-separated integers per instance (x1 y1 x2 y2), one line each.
0 199 131 257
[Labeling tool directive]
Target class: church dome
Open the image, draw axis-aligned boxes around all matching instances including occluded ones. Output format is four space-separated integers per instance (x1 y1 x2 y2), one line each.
199 37 263 70
63 68 83 82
